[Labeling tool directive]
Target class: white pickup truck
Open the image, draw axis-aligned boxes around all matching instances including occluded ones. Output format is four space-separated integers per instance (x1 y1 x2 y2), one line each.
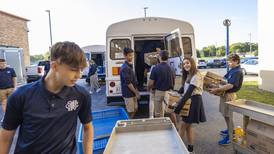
25 61 49 83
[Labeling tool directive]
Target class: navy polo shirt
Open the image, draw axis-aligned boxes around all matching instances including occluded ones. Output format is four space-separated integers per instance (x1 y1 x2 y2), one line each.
2 76 92 154
0 67 17 89
120 61 138 98
224 65 244 93
88 64 98 77
150 62 175 91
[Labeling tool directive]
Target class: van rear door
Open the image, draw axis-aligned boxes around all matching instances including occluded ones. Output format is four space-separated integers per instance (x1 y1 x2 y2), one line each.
164 28 184 90
164 28 183 76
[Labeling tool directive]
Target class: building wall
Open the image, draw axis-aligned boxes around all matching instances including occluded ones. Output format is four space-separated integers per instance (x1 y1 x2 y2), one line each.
258 1 274 92
0 11 30 65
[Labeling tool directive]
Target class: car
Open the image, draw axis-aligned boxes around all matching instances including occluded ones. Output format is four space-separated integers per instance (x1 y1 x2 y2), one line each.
198 59 207 69
241 56 258 64
25 60 50 83
220 58 227 68
241 59 259 75
207 59 222 68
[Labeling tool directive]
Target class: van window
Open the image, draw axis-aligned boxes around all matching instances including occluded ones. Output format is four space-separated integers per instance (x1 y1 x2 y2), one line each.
182 37 192 57
166 33 182 58
110 39 131 60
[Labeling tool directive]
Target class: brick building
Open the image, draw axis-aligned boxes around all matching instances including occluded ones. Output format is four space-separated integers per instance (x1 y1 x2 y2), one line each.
0 10 30 65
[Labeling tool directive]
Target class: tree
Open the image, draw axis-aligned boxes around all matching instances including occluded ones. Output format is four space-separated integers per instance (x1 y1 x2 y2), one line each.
202 47 210 57
216 46 226 57
254 50 258 56
30 54 45 64
208 45 217 57
44 51 50 60
196 49 201 58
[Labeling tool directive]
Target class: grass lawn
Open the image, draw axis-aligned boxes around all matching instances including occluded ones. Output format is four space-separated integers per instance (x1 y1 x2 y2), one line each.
237 81 274 106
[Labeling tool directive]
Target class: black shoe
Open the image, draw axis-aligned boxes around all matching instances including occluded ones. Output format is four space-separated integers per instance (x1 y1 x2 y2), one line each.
188 145 194 153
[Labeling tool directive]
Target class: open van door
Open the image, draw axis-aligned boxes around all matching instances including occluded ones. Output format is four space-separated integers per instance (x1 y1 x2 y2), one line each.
164 28 184 90
164 28 183 76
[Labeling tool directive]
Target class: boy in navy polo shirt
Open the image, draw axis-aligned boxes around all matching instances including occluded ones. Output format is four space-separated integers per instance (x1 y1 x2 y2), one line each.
210 54 243 145
0 58 17 113
0 42 94 154
148 50 175 118
120 48 140 119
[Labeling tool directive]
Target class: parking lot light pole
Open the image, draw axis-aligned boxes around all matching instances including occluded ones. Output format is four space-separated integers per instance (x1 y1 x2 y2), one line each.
223 19 231 72
46 10 53 47
249 33 252 53
144 7 148 18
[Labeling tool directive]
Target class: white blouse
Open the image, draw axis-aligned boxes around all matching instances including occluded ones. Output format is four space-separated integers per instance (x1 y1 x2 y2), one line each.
184 71 204 96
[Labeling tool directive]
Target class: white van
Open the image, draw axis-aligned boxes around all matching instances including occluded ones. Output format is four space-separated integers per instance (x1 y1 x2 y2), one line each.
106 17 197 104
82 45 106 81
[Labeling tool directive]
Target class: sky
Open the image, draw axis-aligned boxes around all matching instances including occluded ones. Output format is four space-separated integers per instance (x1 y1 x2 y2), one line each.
0 0 257 55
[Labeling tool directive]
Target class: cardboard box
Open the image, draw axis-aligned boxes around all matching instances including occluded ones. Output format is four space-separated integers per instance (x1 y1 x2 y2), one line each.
144 52 158 66
164 91 180 113
203 71 226 96
246 119 274 154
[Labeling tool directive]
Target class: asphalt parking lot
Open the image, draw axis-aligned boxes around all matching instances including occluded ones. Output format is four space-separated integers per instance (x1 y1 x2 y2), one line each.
0 68 258 154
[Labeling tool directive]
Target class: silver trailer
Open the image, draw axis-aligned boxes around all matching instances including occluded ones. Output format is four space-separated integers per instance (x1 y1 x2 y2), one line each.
0 46 26 84
104 118 189 154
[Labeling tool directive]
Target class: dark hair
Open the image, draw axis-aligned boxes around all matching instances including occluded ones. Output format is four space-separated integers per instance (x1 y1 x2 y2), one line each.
123 47 134 56
0 59 6 62
182 57 198 85
159 50 168 61
50 41 87 68
228 54 241 64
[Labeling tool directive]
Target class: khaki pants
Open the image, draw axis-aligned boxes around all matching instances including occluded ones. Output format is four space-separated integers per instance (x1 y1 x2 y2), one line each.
123 97 138 113
219 92 237 117
90 73 100 92
0 88 14 112
149 90 155 118
154 90 167 118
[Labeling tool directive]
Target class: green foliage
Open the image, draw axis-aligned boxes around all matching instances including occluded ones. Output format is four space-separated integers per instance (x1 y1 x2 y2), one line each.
196 49 201 58
254 50 258 56
237 81 274 106
216 46 226 56
30 51 50 64
199 42 258 58
44 51 50 60
30 54 44 63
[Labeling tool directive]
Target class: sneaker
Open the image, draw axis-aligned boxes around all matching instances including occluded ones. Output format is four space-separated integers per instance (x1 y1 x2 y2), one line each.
218 135 230 145
96 88 101 93
220 129 228 136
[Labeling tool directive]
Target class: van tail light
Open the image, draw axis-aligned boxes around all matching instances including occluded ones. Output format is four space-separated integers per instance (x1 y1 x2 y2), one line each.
112 67 120 76
37 67 42 74
110 82 115 87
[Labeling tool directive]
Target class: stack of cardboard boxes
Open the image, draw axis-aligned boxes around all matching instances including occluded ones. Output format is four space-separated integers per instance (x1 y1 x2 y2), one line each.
203 71 226 96
164 91 181 113
144 52 158 66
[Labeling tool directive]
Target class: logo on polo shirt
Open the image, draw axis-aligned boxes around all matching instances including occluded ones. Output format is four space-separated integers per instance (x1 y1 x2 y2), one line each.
65 100 79 111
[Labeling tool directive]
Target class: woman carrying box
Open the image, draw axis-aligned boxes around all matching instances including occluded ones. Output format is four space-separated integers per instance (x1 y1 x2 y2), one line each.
174 57 206 153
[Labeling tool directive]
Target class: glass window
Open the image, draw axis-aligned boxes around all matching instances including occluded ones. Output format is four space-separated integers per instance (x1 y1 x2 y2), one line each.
182 37 192 57
110 39 131 60
166 33 182 58
245 60 253 65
